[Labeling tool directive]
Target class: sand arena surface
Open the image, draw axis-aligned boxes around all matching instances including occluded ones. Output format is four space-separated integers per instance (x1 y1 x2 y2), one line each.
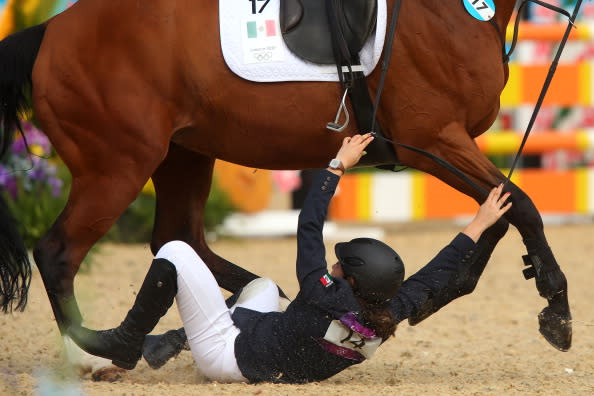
1 221 593 395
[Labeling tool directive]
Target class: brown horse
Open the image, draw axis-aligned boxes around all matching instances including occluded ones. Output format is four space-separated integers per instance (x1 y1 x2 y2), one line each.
0 0 571 356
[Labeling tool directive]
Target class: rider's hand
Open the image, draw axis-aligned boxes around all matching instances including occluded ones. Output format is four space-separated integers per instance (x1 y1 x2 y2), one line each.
333 133 374 173
463 184 512 242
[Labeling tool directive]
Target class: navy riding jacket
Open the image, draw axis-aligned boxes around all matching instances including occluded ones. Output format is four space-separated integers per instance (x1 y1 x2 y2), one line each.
232 170 476 383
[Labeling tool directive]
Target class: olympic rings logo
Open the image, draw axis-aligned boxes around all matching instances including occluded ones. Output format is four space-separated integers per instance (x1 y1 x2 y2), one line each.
254 51 273 62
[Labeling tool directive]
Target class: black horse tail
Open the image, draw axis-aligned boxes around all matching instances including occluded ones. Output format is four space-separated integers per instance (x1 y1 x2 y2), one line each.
0 24 46 312
1 24 46 155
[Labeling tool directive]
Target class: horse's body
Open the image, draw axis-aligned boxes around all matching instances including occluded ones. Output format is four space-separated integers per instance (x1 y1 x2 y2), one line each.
0 0 571 361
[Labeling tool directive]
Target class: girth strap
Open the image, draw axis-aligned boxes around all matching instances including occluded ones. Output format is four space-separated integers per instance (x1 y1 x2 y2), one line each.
324 0 398 166
346 67 398 166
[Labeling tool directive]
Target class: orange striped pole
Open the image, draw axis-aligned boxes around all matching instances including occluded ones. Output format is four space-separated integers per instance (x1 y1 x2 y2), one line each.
329 168 594 221
476 130 594 155
506 22 594 41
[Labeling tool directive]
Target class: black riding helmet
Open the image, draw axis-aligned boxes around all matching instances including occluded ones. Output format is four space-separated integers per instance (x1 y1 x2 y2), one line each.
335 238 404 304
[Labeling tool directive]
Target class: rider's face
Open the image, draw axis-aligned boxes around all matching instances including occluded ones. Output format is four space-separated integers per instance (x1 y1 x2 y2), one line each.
330 261 344 278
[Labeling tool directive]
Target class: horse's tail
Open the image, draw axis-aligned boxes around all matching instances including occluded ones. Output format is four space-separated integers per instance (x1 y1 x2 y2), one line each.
0 24 46 156
0 24 46 312
0 196 31 312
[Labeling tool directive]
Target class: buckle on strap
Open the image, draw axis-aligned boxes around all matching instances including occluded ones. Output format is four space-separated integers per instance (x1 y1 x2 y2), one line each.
522 254 543 280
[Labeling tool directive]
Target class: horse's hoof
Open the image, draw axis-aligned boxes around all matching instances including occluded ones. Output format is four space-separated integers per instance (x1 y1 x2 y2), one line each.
91 365 126 382
538 306 572 352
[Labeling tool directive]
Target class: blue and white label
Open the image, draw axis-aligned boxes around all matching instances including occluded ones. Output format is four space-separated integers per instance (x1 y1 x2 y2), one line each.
462 0 496 22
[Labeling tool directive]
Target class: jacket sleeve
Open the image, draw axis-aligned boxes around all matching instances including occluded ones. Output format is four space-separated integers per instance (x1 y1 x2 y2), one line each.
387 232 477 323
295 170 340 287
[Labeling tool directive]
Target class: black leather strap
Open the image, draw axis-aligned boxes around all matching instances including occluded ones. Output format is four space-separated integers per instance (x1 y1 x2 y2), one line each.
346 67 398 167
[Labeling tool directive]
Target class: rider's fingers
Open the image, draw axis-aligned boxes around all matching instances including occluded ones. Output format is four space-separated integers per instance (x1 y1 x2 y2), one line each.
350 133 373 143
486 186 499 203
489 183 505 201
496 191 511 207
499 201 513 214
361 135 374 146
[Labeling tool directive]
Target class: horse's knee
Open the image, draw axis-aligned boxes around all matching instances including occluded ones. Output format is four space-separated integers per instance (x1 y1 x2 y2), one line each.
505 185 544 234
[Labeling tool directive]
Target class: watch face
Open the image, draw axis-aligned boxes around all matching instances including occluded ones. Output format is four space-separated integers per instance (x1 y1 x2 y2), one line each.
330 158 340 168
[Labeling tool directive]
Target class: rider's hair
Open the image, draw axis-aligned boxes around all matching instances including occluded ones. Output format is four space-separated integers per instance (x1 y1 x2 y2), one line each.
359 300 397 340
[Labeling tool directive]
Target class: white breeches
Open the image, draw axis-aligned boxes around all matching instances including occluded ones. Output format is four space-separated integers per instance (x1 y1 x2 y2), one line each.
156 241 280 382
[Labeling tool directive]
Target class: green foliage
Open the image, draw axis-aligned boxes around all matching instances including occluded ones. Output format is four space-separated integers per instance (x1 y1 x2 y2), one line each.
1 173 68 249
11 0 68 32
0 123 69 250
105 193 156 244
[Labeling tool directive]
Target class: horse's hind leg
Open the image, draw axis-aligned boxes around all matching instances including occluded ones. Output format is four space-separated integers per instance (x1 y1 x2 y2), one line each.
150 143 259 292
33 130 168 334
399 122 571 350
34 166 164 333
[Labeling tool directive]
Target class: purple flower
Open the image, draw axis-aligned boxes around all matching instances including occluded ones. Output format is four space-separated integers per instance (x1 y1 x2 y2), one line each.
31 168 46 182
48 176 63 197
0 164 14 189
3 121 64 200
0 164 10 186
12 122 52 155
0 177 18 200
12 136 27 155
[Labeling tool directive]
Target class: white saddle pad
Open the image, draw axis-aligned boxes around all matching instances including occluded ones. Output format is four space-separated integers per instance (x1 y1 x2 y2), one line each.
219 0 387 82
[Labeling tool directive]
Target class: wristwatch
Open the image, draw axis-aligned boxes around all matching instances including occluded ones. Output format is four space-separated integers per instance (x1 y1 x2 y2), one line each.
328 158 345 173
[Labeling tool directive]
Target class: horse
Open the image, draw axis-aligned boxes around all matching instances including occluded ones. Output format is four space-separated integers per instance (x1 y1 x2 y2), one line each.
0 0 572 371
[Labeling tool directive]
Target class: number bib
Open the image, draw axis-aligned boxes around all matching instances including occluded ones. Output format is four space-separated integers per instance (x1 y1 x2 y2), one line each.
462 0 496 21
322 320 381 360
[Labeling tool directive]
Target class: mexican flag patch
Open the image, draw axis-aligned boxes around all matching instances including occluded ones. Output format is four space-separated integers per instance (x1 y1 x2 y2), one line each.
320 273 334 288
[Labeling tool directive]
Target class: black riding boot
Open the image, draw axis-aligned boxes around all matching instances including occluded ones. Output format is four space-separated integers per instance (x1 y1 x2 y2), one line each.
142 283 293 369
68 258 177 369
141 283 247 369
142 328 188 369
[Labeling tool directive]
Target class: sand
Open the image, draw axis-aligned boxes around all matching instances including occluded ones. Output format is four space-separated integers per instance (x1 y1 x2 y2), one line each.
1 221 593 395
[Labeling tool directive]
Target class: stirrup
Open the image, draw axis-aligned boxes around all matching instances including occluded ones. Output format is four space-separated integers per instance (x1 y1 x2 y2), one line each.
327 87 350 132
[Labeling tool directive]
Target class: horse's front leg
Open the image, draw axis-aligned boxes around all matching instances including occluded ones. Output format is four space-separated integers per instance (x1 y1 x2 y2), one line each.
502 182 571 351
397 121 571 351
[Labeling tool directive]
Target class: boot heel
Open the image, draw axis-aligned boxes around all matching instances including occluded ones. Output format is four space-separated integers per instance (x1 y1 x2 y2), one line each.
112 359 137 370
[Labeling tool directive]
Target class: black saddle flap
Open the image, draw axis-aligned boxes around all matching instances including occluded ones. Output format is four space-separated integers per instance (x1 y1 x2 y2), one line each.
280 0 304 33
281 0 377 64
